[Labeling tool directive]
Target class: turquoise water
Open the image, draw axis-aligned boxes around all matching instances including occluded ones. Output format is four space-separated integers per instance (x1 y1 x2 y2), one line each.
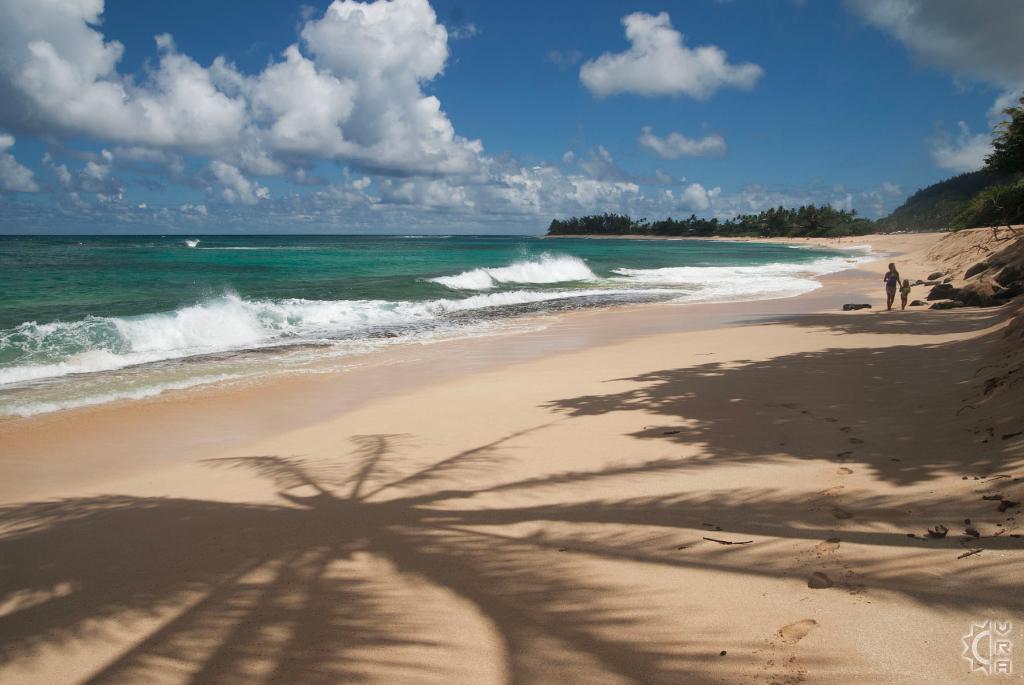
0 235 865 416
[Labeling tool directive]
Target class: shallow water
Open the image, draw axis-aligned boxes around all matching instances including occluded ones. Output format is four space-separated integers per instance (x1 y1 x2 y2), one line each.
0 234 868 416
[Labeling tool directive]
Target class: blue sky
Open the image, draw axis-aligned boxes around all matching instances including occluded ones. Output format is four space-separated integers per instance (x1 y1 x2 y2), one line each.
0 0 1021 233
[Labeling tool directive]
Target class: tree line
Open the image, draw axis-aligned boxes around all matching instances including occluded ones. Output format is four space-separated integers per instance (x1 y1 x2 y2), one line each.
548 205 873 238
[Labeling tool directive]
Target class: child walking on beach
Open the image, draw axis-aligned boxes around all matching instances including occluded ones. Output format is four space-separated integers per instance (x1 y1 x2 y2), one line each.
900 279 911 310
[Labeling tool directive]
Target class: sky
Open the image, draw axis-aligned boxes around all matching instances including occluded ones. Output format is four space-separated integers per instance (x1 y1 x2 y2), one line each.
0 0 1022 234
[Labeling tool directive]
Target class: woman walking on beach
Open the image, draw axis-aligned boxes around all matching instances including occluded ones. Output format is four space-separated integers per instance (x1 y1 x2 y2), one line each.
883 263 901 311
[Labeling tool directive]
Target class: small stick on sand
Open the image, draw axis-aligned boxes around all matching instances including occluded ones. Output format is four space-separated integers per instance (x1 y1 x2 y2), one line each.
703 537 753 545
957 549 983 560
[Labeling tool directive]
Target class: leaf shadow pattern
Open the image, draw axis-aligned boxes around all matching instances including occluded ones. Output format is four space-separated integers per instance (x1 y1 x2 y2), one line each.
4 311 1024 682
1 428 779 685
543 317 1024 485
2 427 1022 683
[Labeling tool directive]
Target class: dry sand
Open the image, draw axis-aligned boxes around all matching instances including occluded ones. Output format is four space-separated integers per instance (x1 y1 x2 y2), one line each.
2 230 1022 684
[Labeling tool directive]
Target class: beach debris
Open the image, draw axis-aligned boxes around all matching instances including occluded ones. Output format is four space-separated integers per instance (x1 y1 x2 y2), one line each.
957 549 983 560
778 619 818 644
982 494 1005 501
997 499 1020 512
807 572 833 589
927 525 949 538
910 300 925 307
720 650 727 656
662 430 680 435
702 536 753 545
965 527 981 538
841 303 872 311
985 474 1012 481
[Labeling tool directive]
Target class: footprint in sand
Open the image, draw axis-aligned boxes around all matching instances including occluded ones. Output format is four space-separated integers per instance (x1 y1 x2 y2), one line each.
836 451 854 459
837 467 854 475
778 619 818 644
839 426 852 433
808 571 833 589
819 486 844 497
832 506 853 519
849 438 864 444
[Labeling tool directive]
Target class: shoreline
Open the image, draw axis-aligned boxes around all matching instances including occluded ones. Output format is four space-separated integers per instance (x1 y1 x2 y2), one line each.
4 229 1022 684
0 233 928 503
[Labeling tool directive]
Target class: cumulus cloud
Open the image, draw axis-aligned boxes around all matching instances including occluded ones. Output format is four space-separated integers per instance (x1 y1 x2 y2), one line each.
0 133 37 192
0 0 483 179
638 126 727 158
679 183 721 211
580 12 763 99
929 121 992 172
209 160 269 205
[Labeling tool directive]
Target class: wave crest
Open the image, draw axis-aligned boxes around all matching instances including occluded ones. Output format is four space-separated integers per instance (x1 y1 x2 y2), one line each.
430 254 597 290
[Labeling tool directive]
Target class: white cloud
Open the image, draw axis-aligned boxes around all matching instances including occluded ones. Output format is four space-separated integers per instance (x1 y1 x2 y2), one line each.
0 0 484 179
580 12 763 99
638 126 727 158
0 0 247 152
679 183 721 211
299 0 483 175
929 121 991 172
0 133 37 192
209 160 269 205
881 181 903 195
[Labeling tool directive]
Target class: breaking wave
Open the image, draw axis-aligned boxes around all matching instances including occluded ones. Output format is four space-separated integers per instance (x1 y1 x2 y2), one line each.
430 254 597 290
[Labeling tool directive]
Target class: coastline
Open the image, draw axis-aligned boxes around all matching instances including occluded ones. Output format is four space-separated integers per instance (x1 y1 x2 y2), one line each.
3 229 1022 683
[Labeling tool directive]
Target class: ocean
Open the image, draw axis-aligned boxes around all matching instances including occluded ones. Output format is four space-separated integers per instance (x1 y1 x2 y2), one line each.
0 234 868 417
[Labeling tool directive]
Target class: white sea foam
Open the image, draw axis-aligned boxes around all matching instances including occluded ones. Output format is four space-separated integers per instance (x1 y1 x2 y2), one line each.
183 238 200 248
6 373 243 417
0 289 631 386
612 255 872 302
0 251 872 413
430 254 597 290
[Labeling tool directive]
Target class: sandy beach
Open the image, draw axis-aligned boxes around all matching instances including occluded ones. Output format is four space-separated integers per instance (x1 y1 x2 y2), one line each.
2 230 1023 684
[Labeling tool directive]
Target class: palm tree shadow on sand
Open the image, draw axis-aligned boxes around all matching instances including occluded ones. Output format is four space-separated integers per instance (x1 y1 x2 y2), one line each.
1 421 1022 683
5 298 1024 684
2 429 762 684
